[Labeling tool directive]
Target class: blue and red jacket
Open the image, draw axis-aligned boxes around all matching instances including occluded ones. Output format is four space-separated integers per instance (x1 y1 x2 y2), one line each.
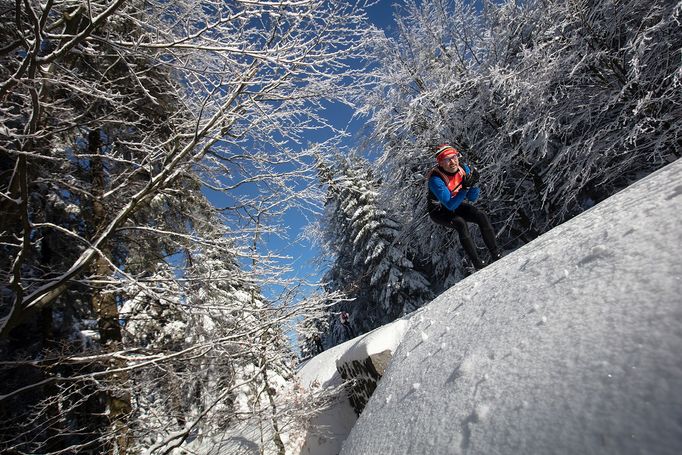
427 164 480 213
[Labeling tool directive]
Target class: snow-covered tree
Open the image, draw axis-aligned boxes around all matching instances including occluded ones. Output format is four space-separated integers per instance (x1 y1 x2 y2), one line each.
358 0 681 278
117 237 296 454
319 154 432 345
1 0 377 453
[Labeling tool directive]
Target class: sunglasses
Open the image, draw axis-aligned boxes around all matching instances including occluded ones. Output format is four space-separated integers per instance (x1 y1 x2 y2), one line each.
439 155 460 163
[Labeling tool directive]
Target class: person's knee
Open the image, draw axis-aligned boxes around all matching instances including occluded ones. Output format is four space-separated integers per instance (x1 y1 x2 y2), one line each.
474 210 492 228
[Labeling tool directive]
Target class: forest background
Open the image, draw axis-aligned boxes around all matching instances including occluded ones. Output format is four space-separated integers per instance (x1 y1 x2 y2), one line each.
1 0 680 454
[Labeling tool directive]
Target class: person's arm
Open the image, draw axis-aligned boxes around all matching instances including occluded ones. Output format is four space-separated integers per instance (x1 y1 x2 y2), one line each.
429 176 468 211
466 186 480 202
460 164 480 203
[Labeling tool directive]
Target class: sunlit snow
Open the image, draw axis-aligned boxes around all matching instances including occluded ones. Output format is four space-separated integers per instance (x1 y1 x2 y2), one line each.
298 159 682 455
292 320 409 454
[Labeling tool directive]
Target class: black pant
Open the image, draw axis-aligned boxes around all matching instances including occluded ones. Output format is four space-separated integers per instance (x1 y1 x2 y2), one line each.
429 202 498 269
341 322 354 340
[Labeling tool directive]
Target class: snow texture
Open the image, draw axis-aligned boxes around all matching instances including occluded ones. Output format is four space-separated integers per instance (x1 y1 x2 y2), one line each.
293 320 410 454
335 320 409 367
339 159 682 454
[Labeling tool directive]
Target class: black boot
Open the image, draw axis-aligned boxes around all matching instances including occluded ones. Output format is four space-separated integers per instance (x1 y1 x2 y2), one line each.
460 235 486 270
490 250 503 263
462 257 486 275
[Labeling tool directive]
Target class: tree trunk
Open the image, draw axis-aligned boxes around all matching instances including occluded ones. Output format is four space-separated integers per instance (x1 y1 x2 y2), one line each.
262 364 285 455
87 129 131 455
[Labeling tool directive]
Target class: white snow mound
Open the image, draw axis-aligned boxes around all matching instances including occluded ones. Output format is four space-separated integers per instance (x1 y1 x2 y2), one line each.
293 319 410 455
336 319 409 367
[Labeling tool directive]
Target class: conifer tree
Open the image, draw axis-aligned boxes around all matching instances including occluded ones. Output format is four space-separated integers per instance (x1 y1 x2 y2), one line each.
119 234 295 454
319 155 432 345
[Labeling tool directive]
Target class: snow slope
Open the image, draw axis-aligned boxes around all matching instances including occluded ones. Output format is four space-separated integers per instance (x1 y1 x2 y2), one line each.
341 158 682 455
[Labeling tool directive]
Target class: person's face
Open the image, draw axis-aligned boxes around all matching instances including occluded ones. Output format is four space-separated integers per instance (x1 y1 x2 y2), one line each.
439 154 459 172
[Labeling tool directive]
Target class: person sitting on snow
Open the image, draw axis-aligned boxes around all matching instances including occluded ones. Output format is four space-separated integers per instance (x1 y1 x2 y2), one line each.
426 144 502 270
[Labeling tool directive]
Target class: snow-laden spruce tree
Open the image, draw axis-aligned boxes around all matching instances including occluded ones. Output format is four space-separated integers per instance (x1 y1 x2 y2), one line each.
1 0 378 453
318 154 432 346
358 0 681 278
119 233 298 454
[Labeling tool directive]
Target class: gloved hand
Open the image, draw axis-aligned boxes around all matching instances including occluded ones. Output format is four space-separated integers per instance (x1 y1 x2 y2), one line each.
461 167 480 188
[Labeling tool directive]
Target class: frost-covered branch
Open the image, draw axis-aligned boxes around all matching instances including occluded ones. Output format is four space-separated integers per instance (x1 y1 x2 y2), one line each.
1 0 376 453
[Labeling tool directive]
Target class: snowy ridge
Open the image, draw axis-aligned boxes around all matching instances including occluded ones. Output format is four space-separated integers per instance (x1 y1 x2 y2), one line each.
292 319 410 455
338 159 682 454
335 320 409 367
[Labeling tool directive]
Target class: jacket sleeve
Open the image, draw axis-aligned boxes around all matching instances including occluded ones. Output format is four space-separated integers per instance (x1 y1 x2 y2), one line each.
429 176 469 211
466 186 480 202
461 164 480 203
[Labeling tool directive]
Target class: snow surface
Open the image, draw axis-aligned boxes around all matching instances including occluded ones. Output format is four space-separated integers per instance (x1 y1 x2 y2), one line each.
292 320 409 455
334 319 409 367
335 159 682 454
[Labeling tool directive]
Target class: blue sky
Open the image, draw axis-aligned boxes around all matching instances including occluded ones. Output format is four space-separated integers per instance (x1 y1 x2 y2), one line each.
197 1 409 319
228 1 406 303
